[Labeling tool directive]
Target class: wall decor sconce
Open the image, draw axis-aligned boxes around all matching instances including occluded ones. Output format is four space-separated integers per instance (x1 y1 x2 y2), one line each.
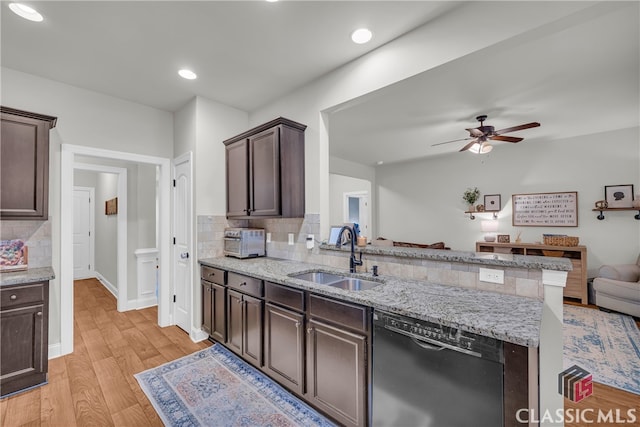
105 197 118 215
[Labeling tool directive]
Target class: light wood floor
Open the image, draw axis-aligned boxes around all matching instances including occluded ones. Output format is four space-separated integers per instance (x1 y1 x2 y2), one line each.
2 281 638 426
0 278 210 427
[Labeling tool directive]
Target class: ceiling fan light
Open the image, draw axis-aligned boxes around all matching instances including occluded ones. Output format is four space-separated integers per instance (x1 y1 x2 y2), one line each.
469 142 492 154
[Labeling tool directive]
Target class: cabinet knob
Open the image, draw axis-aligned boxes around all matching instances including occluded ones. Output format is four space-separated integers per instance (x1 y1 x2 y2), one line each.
36 311 42 317
10 294 17 300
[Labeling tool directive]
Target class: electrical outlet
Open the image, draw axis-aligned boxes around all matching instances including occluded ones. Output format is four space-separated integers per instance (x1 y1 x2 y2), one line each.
266 232 271 243
288 233 294 245
479 267 504 284
306 234 314 249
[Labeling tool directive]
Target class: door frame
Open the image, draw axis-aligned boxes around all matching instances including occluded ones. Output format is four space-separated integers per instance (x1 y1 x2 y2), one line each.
72 186 95 279
343 190 370 239
172 151 194 336
60 144 171 356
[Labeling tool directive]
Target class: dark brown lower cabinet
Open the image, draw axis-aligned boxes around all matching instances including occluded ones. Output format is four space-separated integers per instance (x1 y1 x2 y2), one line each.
306 318 367 427
0 281 49 397
202 280 227 343
264 303 305 395
227 289 263 367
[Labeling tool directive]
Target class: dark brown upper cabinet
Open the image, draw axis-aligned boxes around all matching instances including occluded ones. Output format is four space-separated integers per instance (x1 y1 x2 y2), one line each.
224 117 306 219
1 107 57 220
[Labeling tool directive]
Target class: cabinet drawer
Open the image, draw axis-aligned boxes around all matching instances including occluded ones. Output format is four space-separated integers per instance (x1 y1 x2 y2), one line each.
227 272 263 298
201 266 226 285
265 282 304 312
308 294 369 333
1 282 45 309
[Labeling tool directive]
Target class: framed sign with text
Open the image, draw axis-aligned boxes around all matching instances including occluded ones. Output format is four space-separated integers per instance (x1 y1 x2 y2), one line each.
512 192 578 227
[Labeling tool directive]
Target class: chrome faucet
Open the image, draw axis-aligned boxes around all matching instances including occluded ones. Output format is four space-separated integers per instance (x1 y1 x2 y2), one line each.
335 225 363 273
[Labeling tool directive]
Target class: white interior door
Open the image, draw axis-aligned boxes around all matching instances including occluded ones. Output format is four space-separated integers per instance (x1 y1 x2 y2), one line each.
172 155 192 333
343 191 370 240
73 187 94 279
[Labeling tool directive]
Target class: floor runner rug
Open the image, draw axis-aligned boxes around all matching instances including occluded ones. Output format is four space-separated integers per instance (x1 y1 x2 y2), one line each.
135 344 335 427
563 305 640 395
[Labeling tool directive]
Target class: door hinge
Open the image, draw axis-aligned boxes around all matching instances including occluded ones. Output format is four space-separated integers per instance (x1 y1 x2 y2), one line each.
173 237 176 245
88 231 91 236
173 179 176 187
173 295 176 303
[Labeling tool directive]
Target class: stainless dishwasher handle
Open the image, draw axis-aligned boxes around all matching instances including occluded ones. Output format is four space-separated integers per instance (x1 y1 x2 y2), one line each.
411 338 445 351
383 324 482 358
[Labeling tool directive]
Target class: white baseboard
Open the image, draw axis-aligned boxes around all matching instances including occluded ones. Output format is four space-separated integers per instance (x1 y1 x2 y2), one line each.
192 328 209 342
136 296 158 310
48 343 62 359
94 272 118 298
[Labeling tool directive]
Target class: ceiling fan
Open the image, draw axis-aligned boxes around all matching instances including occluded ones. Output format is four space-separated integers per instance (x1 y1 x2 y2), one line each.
432 115 540 153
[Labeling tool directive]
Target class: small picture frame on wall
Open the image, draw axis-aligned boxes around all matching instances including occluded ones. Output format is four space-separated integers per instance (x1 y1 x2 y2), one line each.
105 197 118 215
484 194 501 212
604 184 634 208
497 234 510 243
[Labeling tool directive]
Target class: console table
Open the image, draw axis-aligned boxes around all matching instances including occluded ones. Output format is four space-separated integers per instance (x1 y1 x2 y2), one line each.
476 242 587 304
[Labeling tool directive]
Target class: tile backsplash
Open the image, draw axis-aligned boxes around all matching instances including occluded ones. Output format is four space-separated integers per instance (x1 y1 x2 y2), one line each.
0 220 52 268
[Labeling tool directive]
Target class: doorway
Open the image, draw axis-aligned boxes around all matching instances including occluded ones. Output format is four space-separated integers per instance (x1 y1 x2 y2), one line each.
343 191 370 240
60 144 171 357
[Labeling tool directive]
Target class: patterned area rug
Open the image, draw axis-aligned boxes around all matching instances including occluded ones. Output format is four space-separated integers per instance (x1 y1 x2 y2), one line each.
135 344 335 427
563 305 640 395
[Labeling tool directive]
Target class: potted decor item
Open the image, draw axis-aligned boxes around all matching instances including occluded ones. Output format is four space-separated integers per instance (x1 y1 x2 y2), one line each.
462 187 480 211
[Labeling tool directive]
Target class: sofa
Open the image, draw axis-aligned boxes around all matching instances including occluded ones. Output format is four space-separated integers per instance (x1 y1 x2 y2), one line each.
592 255 640 318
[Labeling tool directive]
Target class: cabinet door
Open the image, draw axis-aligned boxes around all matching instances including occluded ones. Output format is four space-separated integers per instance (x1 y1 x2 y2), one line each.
0 111 52 219
264 303 304 395
0 304 46 396
243 294 264 367
307 319 367 427
226 139 249 218
226 290 243 355
249 127 280 217
211 283 227 343
201 281 213 335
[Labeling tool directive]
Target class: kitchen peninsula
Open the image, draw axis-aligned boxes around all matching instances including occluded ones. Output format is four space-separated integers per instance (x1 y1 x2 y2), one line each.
200 248 570 426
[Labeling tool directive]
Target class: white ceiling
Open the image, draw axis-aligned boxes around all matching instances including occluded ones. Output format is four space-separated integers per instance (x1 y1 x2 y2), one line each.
328 1 640 165
1 1 638 165
1 0 461 112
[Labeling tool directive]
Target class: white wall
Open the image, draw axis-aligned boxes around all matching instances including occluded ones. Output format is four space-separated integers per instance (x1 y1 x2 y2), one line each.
1 66 173 347
375 127 640 273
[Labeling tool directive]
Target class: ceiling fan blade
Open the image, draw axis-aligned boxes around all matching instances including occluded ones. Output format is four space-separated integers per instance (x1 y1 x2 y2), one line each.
495 122 540 134
459 139 479 152
431 137 473 147
490 135 523 143
465 127 484 137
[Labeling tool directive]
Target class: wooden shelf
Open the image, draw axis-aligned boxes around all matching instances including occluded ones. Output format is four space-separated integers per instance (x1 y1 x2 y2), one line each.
476 241 588 304
464 210 498 220
591 207 640 220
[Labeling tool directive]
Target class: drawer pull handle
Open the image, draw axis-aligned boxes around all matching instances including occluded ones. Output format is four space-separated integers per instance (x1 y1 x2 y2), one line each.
36 311 42 317
208 272 215 277
295 321 301 328
10 295 17 300
239 282 247 286
307 327 313 334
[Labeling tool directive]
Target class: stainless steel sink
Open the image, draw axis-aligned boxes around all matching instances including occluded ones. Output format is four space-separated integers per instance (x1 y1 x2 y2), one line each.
291 271 347 284
290 271 382 291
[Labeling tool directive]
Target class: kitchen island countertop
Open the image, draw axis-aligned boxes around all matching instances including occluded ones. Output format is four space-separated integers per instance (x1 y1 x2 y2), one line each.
199 257 544 347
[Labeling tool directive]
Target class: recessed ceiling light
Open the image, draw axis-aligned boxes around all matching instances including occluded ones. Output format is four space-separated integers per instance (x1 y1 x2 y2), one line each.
178 69 197 80
376 161 384 165
266 0 278 2
8 3 43 22
351 28 372 44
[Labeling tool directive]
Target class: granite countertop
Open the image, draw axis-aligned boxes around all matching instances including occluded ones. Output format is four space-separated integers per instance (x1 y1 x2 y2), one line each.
0 266 56 287
319 243 573 271
199 257 543 347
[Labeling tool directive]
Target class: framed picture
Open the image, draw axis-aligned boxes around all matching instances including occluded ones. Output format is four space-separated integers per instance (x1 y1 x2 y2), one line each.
605 184 634 208
484 194 501 212
497 234 510 243
0 239 28 272
512 191 578 227
105 197 118 215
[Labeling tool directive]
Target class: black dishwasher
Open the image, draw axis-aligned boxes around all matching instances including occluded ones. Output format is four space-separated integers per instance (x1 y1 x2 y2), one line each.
372 310 504 427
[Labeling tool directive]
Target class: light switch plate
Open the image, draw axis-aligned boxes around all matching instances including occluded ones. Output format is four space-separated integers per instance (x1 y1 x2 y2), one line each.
266 232 271 243
288 233 294 245
479 267 504 284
